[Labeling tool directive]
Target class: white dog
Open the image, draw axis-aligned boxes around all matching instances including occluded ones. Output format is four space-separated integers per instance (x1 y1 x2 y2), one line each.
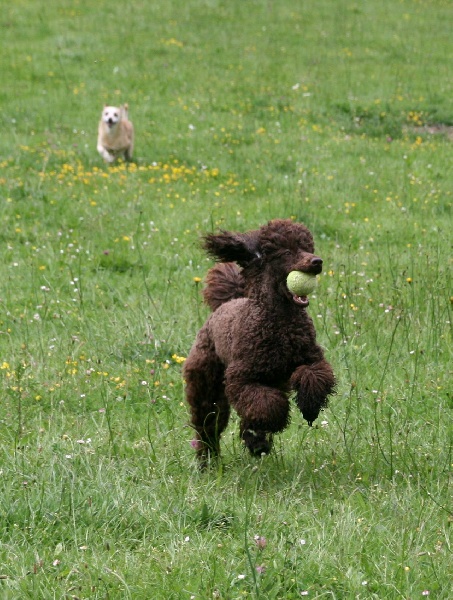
97 104 134 163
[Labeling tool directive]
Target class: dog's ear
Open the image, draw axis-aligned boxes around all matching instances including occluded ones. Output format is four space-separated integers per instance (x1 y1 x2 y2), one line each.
203 230 260 267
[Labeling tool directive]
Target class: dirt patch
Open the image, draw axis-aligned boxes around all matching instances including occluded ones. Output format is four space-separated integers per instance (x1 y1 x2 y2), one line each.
411 124 453 140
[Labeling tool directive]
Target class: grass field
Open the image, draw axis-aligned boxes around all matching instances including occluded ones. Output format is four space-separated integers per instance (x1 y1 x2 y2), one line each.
0 0 452 598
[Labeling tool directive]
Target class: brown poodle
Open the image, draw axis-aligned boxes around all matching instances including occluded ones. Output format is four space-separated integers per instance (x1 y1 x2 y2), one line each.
184 219 336 465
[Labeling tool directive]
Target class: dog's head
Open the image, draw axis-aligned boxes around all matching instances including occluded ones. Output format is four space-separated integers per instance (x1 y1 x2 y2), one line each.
101 105 127 129
203 219 323 307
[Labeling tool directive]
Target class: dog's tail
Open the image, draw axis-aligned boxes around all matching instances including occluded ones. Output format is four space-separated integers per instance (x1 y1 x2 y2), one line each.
202 263 245 311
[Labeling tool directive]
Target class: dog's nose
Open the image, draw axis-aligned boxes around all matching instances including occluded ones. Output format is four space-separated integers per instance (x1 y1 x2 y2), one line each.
310 257 323 274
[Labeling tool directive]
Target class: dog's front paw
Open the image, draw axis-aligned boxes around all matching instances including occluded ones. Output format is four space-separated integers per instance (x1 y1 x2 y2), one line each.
98 147 115 163
295 388 323 426
300 402 321 426
242 429 273 456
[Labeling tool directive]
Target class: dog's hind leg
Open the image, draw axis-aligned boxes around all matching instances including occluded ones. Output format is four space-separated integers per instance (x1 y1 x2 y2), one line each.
225 370 290 456
124 142 133 162
185 364 229 466
184 334 229 467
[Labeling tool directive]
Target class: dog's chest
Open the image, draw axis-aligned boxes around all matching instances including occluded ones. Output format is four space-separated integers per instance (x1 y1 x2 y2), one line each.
254 318 314 375
102 126 120 145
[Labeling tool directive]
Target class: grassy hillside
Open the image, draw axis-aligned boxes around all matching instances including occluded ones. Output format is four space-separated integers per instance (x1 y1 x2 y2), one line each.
0 0 451 597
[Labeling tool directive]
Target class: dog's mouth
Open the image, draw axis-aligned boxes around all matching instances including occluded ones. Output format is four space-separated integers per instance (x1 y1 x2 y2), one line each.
291 294 309 307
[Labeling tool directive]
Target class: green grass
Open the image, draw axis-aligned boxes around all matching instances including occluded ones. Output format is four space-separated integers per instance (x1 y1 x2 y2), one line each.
1 0 452 597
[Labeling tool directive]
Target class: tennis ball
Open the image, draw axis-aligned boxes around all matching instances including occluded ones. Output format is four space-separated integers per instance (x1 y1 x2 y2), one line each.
286 271 318 296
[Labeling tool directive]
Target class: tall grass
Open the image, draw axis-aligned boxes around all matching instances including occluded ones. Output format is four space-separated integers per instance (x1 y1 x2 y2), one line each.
0 0 451 597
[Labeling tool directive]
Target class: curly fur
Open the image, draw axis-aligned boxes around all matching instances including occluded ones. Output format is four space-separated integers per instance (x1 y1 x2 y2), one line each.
184 219 336 466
